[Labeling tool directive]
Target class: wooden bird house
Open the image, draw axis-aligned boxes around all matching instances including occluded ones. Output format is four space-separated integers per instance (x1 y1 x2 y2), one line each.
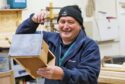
9 34 55 79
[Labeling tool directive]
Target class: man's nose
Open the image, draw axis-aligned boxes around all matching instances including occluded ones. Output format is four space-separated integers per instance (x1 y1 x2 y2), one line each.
63 23 69 29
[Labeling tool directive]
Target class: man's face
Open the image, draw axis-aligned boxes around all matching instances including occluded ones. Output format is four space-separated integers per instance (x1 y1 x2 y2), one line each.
58 16 81 43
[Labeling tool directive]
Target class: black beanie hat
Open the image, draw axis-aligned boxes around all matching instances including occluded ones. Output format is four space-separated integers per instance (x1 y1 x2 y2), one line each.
57 5 83 27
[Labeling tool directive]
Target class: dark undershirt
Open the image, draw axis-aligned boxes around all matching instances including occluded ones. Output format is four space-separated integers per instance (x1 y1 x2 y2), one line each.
60 42 72 58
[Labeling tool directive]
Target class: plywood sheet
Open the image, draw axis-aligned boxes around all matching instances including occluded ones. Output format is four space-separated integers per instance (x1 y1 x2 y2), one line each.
0 10 22 32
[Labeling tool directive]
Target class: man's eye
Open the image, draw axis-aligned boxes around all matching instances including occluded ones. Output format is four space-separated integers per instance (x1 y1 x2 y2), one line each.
59 20 65 24
68 21 74 24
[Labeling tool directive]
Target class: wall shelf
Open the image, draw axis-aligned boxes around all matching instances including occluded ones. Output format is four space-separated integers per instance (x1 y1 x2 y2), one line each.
0 9 23 12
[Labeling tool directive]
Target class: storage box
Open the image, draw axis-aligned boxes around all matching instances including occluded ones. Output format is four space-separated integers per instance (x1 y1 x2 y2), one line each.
7 0 27 9
9 34 55 79
0 53 10 72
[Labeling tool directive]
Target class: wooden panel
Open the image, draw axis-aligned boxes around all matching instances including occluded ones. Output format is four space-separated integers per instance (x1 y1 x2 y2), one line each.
0 70 15 84
98 70 125 84
0 9 22 48
0 9 22 32
0 32 13 48
14 57 46 78
12 50 55 79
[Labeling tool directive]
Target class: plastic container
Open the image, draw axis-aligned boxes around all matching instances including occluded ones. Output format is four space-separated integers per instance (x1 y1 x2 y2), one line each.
7 0 27 9
0 53 10 72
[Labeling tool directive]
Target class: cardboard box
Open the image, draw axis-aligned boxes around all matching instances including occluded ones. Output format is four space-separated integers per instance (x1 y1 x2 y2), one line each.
9 34 55 79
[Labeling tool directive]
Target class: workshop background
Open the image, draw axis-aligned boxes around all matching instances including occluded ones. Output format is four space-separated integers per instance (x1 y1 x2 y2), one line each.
0 0 125 84
22 0 125 57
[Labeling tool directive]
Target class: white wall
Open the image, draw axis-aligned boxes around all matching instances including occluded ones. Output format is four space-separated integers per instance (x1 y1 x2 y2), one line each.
117 0 125 55
96 0 125 57
0 0 7 9
95 0 117 17
94 0 121 58
22 0 88 20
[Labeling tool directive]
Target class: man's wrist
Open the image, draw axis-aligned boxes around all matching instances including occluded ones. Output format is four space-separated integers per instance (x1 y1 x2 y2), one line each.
29 13 37 23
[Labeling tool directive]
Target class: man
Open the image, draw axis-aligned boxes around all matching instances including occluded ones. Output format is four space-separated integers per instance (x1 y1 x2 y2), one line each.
16 5 100 84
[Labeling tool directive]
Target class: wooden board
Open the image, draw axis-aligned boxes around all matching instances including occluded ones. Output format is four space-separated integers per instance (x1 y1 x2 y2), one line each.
0 9 22 48
98 70 125 84
13 50 55 79
0 70 15 84
0 32 13 48
0 9 22 32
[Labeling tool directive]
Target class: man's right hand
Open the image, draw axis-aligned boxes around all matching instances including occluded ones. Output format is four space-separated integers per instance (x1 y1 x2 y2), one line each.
32 10 48 24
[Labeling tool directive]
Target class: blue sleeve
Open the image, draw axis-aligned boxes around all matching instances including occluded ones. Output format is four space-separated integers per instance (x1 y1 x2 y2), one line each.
16 14 39 34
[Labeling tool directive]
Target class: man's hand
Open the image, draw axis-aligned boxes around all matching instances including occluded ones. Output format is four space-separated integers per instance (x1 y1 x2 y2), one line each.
32 10 48 23
36 66 64 80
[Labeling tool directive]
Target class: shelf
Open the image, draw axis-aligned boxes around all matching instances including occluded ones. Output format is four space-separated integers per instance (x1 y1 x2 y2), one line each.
96 39 115 44
0 9 22 11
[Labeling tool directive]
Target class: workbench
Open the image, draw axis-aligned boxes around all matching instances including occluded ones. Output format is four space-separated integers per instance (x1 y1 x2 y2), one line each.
98 69 125 84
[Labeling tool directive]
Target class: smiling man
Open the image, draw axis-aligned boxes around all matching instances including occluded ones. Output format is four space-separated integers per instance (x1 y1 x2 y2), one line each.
16 5 101 84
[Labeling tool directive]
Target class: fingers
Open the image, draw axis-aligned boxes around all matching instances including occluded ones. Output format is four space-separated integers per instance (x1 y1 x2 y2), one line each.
37 70 53 79
32 10 48 23
36 66 64 80
37 67 54 79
